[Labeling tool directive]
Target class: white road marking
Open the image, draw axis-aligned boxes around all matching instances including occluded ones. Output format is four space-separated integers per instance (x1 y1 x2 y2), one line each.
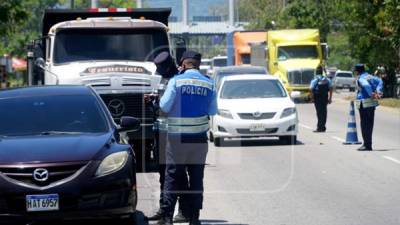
299 123 313 130
382 156 400 165
331 136 346 143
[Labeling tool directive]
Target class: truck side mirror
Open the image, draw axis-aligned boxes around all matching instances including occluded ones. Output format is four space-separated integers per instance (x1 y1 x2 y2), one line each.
173 37 187 64
321 43 329 60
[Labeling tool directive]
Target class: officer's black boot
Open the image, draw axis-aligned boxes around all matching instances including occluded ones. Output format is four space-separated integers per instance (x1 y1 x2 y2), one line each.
146 208 163 221
173 208 190 223
156 216 173 225
189 209 201 225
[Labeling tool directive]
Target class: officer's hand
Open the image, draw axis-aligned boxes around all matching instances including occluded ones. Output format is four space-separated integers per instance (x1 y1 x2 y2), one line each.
328 99 332 104
372 92 382 99
144 94 158 103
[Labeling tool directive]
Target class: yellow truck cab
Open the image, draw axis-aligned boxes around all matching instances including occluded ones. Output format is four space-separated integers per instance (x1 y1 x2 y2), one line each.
267 29 327 99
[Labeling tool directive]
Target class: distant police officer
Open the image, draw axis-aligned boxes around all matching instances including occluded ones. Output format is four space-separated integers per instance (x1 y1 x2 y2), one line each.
309 65 333 132
354 64 383 151
146 51 190 223
157 50 217 225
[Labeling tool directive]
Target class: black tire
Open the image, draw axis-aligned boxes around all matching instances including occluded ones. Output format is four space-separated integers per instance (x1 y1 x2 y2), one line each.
120 212 137 225
279 135 297 145
350 87 355 92
214 137 223 147
209 131 214 142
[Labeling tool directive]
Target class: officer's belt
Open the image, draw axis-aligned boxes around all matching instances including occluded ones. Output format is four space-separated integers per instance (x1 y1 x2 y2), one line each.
355 98 379 109
167 116 209 126
167 123 209 134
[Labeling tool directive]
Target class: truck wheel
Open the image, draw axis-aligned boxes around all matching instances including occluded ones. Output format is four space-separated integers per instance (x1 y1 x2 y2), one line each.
350 87 355 92
209 131 214 142
214 137 223 147
279 135 297 145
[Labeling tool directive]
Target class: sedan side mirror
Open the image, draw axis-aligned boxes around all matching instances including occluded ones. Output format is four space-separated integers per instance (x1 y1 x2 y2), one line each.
118 116 141 132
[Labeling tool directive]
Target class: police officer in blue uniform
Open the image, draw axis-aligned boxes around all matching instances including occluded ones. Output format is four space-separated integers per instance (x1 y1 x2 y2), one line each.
309 65 333 132
146 52 190 223
156 50 217 225
354 64 383 151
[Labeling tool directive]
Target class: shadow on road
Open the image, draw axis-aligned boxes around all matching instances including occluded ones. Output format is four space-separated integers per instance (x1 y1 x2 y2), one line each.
369 148 400 152
20 210 148 225
200 219 249 225
215 139 304 147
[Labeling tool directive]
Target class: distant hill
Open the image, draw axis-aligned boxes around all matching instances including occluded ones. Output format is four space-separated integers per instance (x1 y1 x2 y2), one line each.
145 0 228 21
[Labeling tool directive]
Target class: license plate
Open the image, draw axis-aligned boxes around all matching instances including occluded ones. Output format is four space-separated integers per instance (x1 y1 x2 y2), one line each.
249 124 265 131
26 194 59 212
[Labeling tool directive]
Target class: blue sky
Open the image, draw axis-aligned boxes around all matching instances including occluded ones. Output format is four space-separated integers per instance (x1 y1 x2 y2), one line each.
145 0 227 20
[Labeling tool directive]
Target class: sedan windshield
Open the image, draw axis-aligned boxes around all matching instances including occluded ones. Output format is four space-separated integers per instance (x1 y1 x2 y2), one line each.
220 79 287 99
0 95 109 136
213 58 227 67
53 28 169 64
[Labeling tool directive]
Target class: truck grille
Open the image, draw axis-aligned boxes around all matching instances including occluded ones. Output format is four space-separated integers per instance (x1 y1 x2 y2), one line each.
0 162 87 187
288 69 315 85
238 112 276 120
100 94 155 123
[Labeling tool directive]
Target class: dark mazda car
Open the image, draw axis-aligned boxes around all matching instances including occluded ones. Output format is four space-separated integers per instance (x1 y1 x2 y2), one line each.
0 86 139 223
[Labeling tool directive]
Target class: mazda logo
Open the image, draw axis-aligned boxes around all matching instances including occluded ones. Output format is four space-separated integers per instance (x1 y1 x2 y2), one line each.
253 111 262 118
33 168 49 182
108 99 125 117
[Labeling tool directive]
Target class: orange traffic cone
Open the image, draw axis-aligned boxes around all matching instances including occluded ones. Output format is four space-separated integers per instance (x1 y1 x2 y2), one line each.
343 101 362 145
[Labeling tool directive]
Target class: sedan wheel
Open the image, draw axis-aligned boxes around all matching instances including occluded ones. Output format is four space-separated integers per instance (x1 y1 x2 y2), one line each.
209 131 214 142
214 137 223 147
279 135 297 145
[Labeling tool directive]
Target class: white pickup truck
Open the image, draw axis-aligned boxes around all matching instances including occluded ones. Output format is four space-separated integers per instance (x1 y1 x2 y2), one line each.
333 70 356 91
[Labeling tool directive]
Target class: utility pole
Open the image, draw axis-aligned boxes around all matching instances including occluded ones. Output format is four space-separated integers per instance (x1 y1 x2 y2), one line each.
182 0 189 26
229 0 234 26
136 0 142 8
91 0 98 8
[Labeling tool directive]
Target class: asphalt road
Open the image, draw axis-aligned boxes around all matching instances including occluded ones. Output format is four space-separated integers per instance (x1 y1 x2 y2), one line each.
29 91 400 225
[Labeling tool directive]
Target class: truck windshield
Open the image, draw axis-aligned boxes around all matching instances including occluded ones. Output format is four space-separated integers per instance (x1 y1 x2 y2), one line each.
220 79 286 99
53 28 169 64
277 45 318 61
0 95 109 136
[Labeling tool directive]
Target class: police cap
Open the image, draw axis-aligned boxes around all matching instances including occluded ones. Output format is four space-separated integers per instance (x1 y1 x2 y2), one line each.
180 50 202 63
153 51 178 78
354 64 365 73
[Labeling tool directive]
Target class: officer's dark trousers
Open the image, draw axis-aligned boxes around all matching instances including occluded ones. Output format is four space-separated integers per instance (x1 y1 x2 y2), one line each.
314 99 328 131
157 131 187 213
158 163 187 212
162 135 208 219
359 105 375 148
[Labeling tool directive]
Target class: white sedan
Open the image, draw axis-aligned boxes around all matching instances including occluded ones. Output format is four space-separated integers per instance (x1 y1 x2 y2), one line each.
209 75 298 146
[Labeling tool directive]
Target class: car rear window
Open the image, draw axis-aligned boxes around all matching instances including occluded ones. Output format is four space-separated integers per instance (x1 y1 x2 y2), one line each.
0 95 109 136
220 79 287 99
215 68 267 89
336 73 353 78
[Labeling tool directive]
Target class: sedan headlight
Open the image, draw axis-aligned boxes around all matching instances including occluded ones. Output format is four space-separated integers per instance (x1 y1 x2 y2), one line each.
218 109 233 119
96 151 128 177
280 107 296 118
